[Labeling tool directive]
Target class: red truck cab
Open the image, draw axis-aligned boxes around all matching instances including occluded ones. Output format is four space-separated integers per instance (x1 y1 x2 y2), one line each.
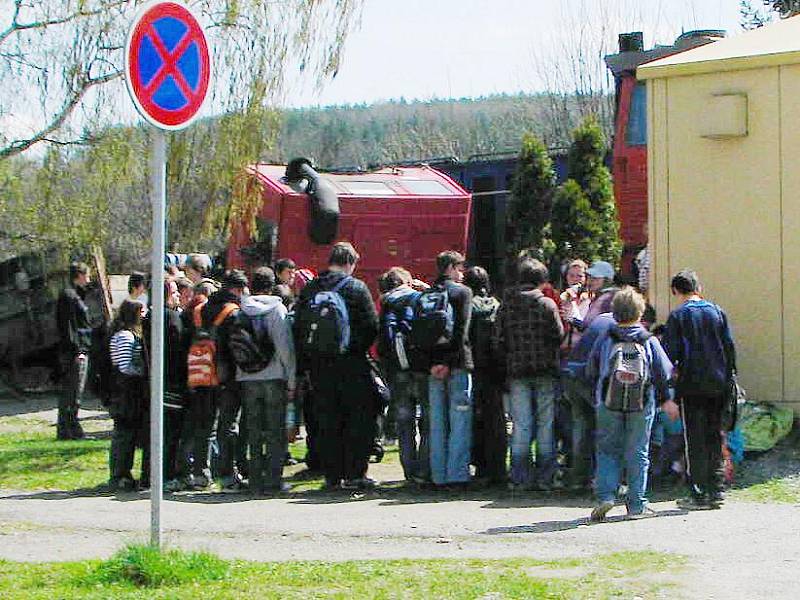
226 160 472 297
605 30 725 276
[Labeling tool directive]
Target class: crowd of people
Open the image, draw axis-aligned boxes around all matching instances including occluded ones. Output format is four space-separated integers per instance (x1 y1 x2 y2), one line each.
54 242 737 519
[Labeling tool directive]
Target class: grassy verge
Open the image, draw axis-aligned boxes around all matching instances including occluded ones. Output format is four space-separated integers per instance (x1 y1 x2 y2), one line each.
730 476 800 504
0 426 112 491
0 544 683 599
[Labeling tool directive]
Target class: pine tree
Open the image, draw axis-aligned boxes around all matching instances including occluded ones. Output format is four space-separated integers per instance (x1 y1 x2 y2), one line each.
550 179 603 264
564 116 622 266
506 133 557 259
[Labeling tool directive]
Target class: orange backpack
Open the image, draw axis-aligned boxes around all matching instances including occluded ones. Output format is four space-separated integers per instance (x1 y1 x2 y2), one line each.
187 301 239 389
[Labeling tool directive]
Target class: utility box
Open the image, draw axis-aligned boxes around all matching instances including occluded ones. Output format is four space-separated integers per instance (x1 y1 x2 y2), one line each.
700 94 749 139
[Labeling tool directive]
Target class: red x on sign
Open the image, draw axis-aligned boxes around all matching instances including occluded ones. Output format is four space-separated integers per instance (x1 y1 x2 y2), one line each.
125 1 211 130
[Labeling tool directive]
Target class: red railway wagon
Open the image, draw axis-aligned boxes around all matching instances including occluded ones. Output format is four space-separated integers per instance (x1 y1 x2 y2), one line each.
605 30 725 274
226 160 472 297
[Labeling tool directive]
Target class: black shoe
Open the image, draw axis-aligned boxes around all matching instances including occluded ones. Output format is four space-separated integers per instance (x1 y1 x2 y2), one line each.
254 482 292 495
111 477 136 492
342 477 377 490
321 479 342 491
676 495 712 511
369 444 385 464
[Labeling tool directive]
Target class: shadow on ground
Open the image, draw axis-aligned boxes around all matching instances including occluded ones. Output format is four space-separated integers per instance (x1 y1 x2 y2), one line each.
482 508 688 535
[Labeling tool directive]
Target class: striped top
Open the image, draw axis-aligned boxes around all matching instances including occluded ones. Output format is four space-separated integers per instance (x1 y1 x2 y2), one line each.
109 330 144 377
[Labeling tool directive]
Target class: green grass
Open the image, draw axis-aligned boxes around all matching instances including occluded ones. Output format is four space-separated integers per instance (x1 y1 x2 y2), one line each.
0 545 682 599
0 428 113 491
731 476 800 504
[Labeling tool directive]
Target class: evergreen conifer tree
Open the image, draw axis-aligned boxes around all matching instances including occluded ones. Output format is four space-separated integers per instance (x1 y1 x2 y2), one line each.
561 116 622 265
506 133 557 260
550 179 603 264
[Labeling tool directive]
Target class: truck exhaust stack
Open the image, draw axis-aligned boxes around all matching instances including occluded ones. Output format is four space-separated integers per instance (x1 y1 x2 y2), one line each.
286 157 340 245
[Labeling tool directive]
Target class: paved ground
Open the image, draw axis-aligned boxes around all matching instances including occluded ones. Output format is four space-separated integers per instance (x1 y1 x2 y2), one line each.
1 392 799 599
1 488 798 598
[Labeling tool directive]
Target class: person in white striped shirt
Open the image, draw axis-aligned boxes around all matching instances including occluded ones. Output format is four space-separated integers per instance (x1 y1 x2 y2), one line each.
108 300 148 492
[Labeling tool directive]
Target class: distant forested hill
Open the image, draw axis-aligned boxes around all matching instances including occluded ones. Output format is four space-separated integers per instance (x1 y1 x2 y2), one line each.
274 93 608 169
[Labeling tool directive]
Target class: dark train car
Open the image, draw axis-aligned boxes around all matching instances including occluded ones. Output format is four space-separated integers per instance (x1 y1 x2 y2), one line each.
431 150 569 288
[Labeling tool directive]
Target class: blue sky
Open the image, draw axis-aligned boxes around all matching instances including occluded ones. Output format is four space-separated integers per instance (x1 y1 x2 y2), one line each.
287 0 743 107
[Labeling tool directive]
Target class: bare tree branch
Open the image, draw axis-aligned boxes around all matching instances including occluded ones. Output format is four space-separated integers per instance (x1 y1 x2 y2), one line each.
0 69 121 159
0 1 128 46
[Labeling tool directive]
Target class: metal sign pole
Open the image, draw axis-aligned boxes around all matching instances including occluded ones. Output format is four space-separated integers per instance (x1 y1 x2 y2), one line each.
149 127 166 548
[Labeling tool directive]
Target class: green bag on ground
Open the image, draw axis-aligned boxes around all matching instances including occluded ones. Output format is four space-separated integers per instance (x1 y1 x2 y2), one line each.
739 401 794 452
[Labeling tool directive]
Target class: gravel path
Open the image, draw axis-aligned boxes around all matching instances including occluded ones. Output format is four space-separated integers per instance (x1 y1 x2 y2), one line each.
1 487 798 599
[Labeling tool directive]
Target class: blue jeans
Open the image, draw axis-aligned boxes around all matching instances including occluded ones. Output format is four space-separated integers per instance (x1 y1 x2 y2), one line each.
509 376 557 486
428 369 473 484
390 370 430 481
595 398 656 514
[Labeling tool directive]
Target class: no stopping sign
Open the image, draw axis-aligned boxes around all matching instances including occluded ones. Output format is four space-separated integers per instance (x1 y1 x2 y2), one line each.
124 1 211 130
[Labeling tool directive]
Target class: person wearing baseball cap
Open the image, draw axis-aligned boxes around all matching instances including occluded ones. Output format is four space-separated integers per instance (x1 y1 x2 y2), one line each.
581 261 619 330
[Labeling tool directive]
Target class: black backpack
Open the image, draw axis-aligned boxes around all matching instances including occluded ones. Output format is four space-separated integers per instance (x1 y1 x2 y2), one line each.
380 287 420 370
297 276 352 357
228 311 275 374
470 295 500 370
408 285 454 351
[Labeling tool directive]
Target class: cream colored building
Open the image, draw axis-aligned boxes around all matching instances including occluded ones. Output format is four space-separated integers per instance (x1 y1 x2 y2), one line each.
638 16 800 414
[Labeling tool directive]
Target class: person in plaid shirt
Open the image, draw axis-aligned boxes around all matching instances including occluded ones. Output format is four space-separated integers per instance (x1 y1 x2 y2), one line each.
494 258 564 490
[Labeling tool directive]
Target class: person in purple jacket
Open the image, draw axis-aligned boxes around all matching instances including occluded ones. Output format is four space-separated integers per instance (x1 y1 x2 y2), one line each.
587 287 674 521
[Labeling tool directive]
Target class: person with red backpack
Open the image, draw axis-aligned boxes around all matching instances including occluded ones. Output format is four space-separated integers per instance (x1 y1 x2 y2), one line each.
184 271 243 490
294 242 379 490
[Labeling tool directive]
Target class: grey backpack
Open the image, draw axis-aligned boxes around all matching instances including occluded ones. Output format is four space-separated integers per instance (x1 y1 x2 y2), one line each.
604 330 652 412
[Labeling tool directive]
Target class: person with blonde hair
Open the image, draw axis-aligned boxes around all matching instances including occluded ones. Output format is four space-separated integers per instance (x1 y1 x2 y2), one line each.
586 287 673 521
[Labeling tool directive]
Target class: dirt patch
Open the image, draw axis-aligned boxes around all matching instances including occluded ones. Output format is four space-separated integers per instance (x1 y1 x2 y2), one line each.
735 426 800 486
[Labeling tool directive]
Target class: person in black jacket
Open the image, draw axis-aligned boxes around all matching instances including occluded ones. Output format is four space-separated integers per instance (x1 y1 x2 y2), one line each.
428 251 473 486
464 266 506 486
162 280 188 486
663 270 736 510
295 242 379 490
55 262 92 440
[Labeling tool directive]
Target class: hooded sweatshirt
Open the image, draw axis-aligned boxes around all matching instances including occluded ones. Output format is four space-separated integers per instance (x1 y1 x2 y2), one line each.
586 322 674 408
236 294 296 388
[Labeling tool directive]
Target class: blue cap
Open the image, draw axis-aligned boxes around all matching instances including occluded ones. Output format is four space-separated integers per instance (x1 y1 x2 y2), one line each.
586 261 615 279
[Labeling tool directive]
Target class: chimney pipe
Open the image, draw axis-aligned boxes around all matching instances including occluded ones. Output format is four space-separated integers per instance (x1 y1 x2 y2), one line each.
619 32 644 53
